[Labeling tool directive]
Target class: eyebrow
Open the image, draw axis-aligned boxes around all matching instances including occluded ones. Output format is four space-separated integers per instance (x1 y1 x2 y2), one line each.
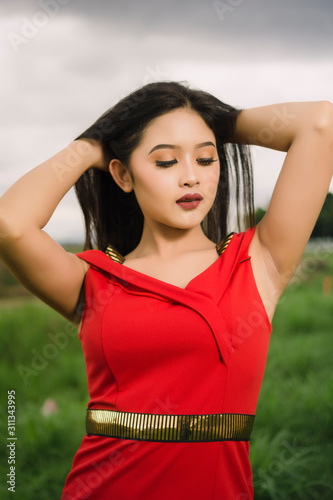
148 141 216 155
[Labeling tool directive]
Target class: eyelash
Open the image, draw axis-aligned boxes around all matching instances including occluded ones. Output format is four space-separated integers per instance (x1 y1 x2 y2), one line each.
155 158 218 168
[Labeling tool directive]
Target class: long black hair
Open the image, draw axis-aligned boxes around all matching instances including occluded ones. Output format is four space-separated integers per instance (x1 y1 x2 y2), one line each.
74 81 254 254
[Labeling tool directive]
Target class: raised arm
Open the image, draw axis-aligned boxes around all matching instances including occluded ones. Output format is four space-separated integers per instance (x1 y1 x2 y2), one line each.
232 101 333 313
0 139 105 324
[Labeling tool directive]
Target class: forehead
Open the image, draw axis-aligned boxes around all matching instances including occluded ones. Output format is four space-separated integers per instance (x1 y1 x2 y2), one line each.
141 108 215 145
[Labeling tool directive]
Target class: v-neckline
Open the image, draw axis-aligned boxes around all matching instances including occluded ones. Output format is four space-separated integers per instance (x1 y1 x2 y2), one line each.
104 233 235 292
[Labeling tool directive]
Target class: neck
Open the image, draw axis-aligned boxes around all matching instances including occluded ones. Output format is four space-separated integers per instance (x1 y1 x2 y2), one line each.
129 220 215 260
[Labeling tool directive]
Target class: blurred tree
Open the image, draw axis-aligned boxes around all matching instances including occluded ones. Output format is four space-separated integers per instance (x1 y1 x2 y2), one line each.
255 207 266 225
311 192 333 237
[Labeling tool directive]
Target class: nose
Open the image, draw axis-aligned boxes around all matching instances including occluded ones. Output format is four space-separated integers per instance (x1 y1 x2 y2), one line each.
178 160 199 188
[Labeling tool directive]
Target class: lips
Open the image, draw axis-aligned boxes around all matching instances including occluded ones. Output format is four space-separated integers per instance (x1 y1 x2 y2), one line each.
176 193 203 203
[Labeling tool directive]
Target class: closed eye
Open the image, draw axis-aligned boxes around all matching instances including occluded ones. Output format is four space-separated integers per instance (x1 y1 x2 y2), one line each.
197 158 218 166
155 159 178 167
155 158 218 168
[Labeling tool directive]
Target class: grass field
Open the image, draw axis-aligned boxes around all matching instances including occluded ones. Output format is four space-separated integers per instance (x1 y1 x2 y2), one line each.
0 251 332 499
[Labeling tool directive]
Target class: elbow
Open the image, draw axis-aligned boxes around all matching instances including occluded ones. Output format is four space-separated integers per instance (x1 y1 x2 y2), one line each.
0 213 24 249
312 101 333 137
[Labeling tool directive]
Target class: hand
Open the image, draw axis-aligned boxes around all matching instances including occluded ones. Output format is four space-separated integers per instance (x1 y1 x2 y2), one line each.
75 138 108 171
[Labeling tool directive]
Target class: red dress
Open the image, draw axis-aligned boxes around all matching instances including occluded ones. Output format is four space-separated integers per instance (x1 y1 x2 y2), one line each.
61 227 272 500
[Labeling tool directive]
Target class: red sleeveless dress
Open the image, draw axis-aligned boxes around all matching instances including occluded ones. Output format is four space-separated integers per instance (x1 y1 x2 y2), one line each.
61 227 272 500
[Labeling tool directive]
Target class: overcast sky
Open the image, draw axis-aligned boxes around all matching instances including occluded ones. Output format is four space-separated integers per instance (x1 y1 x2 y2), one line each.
1 0 333 243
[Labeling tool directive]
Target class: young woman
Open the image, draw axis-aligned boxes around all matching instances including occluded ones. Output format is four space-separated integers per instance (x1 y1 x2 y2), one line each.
0 82 332 499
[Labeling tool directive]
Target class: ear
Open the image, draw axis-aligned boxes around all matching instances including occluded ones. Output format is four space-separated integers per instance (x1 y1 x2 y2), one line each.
109 159 133 193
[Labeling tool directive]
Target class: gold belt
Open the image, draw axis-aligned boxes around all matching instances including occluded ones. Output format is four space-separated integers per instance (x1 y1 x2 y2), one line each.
86 409 255 442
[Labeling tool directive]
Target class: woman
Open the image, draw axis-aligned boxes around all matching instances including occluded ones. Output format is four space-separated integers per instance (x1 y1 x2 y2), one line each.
0 82 332 499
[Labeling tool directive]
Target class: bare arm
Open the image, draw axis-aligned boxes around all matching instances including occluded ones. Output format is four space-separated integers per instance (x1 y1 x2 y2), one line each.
232 101 333 316
0 139 105 324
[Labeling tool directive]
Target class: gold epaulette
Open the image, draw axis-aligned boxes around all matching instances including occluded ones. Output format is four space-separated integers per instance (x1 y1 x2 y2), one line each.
216 232 234 256
105 245 125 264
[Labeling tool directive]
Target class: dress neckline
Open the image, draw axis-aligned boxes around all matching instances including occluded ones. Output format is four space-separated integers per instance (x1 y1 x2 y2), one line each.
105 233 234 265
103 233 235 292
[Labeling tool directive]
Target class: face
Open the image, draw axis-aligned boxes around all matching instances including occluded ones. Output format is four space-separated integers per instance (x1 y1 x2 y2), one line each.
114 108 220 233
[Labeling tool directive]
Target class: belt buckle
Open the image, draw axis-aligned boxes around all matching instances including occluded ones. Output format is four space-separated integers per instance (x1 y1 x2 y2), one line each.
180 415 193 441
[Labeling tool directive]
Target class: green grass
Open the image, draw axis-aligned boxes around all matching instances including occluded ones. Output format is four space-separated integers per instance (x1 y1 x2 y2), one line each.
0 302 88 500
250 254 333 499
0 254 332 499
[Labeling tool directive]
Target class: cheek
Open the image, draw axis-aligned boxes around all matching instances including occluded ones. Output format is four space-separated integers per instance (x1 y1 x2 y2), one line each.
136 170 175 196
132 173 170 209
202 168 220 200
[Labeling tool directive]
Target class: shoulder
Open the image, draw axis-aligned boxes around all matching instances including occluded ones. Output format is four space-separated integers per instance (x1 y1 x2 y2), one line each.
217 227 256 260
75 247 117 268
217 226 281 323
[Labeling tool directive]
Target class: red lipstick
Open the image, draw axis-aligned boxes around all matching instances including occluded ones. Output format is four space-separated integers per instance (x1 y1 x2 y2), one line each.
176 193 203 210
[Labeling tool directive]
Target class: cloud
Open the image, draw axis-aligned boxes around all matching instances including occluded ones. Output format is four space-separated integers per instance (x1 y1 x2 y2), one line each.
1 0 332 243
2 0 333 60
